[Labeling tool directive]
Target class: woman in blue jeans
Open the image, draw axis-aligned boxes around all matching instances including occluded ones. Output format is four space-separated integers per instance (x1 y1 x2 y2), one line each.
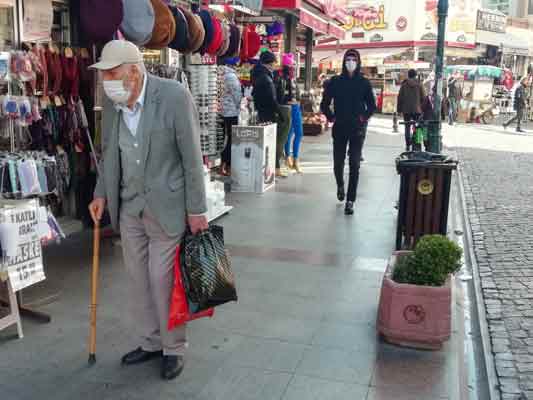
285 102 303 173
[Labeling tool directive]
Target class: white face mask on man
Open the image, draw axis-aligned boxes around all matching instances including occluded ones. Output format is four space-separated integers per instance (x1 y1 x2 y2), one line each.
345 60 358 73
103 79 131 105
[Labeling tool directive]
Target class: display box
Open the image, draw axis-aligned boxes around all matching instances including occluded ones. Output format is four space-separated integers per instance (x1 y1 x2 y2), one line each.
231 124 277 193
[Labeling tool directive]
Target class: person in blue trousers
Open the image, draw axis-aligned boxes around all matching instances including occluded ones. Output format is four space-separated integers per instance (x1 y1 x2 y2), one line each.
276 63 303 173
285 102 303 173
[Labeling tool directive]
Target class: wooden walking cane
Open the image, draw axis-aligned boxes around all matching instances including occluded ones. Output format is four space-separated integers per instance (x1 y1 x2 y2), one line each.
88 221 101 365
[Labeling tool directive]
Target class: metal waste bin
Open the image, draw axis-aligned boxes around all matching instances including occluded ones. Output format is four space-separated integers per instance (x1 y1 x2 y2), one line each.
395 152 458 250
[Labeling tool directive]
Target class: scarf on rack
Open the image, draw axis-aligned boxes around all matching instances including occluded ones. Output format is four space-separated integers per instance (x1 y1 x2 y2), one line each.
62 55 80 99
46 50 63 96
31 46 48 97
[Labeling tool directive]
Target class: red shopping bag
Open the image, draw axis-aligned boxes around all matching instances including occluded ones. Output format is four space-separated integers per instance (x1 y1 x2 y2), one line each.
168 245 214 330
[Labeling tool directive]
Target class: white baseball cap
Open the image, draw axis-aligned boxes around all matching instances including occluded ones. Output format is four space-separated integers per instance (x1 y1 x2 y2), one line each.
89 40 143 71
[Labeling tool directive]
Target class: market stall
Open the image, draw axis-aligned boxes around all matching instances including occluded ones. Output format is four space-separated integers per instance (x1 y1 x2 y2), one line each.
444 65 503 123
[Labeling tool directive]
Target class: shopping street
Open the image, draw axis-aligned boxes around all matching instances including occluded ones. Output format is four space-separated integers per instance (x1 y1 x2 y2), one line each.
0 118 467 400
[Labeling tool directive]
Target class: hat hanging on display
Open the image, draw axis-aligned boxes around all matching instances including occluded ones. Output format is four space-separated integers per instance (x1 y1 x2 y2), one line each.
198 10 214 55
167 5 189 52
207 16 223 55
217 22 231 57
80 0 124 43
120 0 155 45
145 0 176 49
240 25 260 62
223 24 241 58
179 7 204 53
282 53 295 66
266 21 284 36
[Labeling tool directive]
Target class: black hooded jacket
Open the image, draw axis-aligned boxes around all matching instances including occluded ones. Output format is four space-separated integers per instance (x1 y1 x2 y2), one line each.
251 63 282 122
320 49 376 128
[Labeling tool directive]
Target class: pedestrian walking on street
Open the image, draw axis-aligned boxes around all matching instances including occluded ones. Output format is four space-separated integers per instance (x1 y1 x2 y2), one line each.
447 74 461 125
88 40 208 381
220 57 243 176
397 69 426 151
251 50 290 178
503 76 528 133
320 48 376 216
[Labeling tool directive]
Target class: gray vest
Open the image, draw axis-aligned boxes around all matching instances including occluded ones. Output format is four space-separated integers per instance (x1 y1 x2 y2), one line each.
118 113 146 216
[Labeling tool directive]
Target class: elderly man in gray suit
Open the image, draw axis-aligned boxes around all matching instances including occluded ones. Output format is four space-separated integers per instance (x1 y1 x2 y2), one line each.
88 40 208 380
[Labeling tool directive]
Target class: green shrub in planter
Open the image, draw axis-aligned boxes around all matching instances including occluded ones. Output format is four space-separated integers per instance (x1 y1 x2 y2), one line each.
392 235 462 287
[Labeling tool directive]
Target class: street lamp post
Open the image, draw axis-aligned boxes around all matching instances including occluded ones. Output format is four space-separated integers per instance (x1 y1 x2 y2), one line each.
429 0 449 154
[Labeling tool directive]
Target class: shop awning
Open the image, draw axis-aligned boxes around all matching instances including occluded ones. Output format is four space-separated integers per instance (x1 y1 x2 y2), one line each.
445 65 502 79
314 47 410 64
263 0 346 40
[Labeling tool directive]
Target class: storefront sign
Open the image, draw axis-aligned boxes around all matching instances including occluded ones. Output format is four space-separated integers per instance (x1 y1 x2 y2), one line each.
1 202 45 292
317 0 480 50
22 0 53 42
343 4 387 31
476 10 506 33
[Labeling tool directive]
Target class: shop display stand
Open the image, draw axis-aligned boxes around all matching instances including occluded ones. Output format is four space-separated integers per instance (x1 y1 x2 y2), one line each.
0 279 23 338
0 82 54 327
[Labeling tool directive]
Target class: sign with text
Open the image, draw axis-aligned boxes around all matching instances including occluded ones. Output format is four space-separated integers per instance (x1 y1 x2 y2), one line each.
22 0 53 42
476 10 506 34
1 201 45 292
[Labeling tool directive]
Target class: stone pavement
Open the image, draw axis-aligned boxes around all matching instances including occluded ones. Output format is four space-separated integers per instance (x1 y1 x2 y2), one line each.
1 120 463 400
444 122 533 400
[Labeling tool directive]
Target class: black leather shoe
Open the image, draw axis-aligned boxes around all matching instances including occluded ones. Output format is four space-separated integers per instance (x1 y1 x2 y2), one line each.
345 201 354 215
121 347 163 365
337 186 345 202
161 355 185 380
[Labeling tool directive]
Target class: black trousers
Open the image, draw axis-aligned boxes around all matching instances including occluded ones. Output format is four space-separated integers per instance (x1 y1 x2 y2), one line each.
504 108 524 129
221 116 239 165
333 124 365 202
403 113 420 150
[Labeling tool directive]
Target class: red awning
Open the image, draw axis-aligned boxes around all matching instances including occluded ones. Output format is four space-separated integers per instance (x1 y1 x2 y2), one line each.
300 8 328 35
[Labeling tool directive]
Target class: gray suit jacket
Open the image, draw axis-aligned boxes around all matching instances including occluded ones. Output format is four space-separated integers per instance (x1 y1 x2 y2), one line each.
94 74 207 236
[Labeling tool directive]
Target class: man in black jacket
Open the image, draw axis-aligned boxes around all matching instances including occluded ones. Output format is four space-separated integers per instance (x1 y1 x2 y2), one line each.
503 76 528 133
252 51 290 176
320 48 376 215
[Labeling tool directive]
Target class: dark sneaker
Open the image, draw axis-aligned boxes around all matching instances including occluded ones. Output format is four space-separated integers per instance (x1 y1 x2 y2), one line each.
345 201 354 215
337 187 345 202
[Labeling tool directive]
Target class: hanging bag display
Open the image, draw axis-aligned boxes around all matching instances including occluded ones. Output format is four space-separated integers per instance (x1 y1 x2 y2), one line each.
168 245 214 330
180 225 237 313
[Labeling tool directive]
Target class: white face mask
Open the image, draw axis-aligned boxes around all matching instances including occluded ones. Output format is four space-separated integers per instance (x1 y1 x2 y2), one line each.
103 79 131 105
345 60 358 73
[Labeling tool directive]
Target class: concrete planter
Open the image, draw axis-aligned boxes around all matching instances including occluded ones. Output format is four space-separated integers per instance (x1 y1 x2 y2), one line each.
377 251 452 350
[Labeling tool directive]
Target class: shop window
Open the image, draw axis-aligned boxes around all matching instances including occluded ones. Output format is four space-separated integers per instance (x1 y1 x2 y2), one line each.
51 1 69 46
0 4 14 50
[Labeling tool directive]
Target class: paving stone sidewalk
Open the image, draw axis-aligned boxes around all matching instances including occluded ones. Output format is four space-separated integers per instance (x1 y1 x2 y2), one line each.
0 122 463 400
458 147 533 400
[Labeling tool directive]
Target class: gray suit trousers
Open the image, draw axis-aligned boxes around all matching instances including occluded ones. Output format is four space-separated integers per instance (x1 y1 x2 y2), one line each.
120 208 186 356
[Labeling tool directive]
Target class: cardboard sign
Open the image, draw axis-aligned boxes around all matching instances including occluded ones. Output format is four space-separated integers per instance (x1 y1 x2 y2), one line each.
1 201 45 292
